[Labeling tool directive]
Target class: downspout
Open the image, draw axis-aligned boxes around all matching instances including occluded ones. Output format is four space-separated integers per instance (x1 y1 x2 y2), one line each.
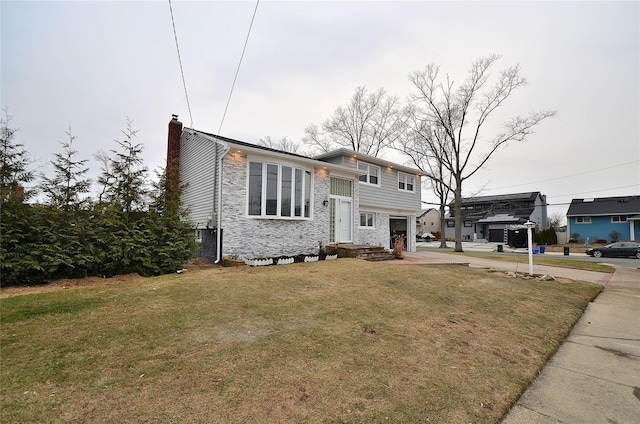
214 143 231 264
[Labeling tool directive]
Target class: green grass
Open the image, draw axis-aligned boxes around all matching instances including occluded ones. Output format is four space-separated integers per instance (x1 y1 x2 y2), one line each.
1 260 602 423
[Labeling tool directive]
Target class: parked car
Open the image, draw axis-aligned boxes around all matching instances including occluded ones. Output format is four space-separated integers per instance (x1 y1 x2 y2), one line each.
417 233 436 242
585 242 640 259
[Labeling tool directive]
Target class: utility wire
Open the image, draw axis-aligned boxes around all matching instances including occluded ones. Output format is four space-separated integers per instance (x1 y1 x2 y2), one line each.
168 0 194 128
477 160 639 192
219 0 260 135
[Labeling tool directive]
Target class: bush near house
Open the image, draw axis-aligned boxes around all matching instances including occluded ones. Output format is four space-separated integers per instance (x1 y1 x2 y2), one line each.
534 227 558 245
0 199 198 287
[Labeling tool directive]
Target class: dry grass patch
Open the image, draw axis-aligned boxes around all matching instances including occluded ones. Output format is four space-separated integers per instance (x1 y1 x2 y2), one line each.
1 259 601 423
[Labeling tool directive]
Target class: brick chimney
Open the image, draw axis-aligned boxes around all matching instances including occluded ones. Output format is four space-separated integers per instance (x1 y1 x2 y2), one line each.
167 114 183 195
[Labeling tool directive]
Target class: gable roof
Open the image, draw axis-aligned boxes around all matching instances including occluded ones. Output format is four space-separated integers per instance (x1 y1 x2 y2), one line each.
185 129 364 175
566 196 640 216
186 128 312 160
451 191 542 206
417 208 438 218
313 148 424 176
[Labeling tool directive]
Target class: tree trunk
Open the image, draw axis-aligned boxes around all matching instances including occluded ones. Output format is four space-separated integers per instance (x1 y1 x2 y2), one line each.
454 182 463 252
439 199 447 249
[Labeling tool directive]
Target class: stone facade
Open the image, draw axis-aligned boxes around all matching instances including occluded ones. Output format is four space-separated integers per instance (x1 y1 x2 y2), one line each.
219 151 332 259
354 212 391 249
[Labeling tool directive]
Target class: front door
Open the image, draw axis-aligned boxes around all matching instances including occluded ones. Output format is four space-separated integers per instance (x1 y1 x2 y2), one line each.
336 199 352 243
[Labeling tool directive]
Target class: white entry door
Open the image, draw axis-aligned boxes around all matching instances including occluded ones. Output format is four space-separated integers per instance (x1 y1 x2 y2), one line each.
337 199 352 243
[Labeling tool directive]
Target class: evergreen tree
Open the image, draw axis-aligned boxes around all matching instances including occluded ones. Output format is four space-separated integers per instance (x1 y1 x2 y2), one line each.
39 126 91 212
0 107 33 203
97 117 148 221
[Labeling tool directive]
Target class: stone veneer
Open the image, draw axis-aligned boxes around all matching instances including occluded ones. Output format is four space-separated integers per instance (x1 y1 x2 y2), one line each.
219 152 332 259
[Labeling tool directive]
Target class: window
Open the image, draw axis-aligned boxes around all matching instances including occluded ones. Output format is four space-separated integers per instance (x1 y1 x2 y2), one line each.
357 161 380 185
248 161 311 218
611 215 627 223
360 212 375 228
398 172 415 192
446 221 455 227
575 216 592 224
464 221 472 227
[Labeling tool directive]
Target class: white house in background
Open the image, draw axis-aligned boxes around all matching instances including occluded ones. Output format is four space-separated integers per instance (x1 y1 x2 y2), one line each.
416 208 440 236
166 116 423 263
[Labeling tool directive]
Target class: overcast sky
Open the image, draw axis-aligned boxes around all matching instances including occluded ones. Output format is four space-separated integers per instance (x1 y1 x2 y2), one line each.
2 0 638 218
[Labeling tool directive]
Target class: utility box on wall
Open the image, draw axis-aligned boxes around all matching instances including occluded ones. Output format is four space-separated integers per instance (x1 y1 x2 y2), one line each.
199 229 222 263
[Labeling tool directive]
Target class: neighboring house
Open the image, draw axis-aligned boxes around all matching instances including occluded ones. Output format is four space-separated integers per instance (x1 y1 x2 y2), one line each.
416 208 440 235
443 192 548 242
167 116 423 262
566 196 640 242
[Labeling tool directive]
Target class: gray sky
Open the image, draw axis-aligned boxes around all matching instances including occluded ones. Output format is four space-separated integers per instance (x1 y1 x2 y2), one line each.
2 0 639 219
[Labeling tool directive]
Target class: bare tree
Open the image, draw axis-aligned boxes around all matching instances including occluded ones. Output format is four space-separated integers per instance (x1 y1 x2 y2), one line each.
303 86 405 157
408 55 556 251
548 211 565 230
398 113 452 248
258 136 304 155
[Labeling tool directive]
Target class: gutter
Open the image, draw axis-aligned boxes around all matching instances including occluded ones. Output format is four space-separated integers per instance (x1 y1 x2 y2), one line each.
215 143 231 264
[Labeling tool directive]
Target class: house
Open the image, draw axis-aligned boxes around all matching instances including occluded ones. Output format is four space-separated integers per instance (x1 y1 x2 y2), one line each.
416 208 440 235
166 116 423 262
443 192 548 243
566 196 640 242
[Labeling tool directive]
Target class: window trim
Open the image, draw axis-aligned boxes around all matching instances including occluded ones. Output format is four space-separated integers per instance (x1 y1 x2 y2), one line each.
359 212 375 229
397 172 415 192
247 160 312 219
575 216 592 224
357 161 381 186
611 215 628 223
446 221 455 227
463 220 473 227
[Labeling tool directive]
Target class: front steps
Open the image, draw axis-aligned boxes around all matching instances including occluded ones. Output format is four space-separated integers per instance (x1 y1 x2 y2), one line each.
325 244 399 262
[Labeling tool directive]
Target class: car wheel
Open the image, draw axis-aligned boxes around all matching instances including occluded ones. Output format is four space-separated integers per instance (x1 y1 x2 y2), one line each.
636 251 640 260
593 251 603 258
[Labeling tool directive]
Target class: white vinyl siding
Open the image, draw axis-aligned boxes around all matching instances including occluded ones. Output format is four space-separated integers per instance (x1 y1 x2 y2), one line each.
398 172 415 192
357 161 380 186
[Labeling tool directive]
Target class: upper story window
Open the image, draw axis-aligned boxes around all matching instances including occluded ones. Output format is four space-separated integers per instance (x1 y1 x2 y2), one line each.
398 172 415 192
575 216 592 224
611 215 627 223
357 161 380 186
248 161 312 219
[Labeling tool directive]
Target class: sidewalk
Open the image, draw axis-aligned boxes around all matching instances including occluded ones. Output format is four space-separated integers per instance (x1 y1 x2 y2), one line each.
501 264 640 424
408 247 640 423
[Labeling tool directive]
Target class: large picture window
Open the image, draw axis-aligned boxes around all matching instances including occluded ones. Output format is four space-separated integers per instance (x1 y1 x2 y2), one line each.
248 161 311 218
357 161 380 186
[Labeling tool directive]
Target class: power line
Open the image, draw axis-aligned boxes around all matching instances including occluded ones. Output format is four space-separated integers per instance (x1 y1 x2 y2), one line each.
547 184 639 200
168 0 194 128
478 160 639 192
219 0 260 135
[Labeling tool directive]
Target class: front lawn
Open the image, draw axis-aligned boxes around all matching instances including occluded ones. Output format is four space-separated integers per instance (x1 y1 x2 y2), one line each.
0 259 602 423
